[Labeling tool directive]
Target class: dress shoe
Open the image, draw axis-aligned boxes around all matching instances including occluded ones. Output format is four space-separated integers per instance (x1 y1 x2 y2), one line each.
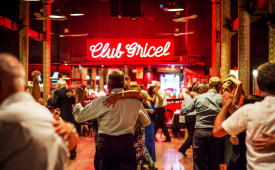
181 152 187 157
69 156 76 160
178 149 187 157
163 138 171 142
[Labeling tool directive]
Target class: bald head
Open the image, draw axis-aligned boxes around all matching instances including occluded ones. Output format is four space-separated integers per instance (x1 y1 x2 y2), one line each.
0 53 25 102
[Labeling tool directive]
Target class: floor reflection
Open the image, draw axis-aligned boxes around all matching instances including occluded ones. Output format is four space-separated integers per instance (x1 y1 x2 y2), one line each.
67 133 193 170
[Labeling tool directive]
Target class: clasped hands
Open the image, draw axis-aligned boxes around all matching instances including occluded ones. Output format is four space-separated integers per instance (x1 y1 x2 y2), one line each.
74 85 86 103
31 70 42 79
222 90 237 109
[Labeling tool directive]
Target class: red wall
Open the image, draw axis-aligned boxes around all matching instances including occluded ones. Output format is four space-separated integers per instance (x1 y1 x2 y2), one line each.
59 0 212 65
28 65 71 81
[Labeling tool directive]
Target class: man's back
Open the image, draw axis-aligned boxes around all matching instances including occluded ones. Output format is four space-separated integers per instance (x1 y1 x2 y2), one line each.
73 93 150 136
181 89 222 129
222 95 275 169
48 87 75 122
0 92 67 170
102 97 149 135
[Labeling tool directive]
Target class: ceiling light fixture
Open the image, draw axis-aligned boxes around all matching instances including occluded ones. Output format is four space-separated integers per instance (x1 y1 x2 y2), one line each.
70 8 84 16
50 9 66 19
167 8 184 12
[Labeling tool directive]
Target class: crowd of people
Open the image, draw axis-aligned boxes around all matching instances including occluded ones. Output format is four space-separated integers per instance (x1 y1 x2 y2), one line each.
180 64 275 170
0 52 275 170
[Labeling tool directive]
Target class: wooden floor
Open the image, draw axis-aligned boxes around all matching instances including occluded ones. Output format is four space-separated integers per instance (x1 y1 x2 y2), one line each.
67 133 193 170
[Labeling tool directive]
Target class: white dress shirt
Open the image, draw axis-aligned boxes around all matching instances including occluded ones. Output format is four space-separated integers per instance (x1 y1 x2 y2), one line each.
73 88 151 136
0 92 67 170
154 89 167 108
222 95 275 170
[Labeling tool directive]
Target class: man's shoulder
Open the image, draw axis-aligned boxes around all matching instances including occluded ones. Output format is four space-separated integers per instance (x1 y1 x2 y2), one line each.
57 88 68 94
0 109 20 123
203 90 222 98
87 96 107 106
237 102 260 113
1 101 53 122
94 95 108 101
118 98 143 107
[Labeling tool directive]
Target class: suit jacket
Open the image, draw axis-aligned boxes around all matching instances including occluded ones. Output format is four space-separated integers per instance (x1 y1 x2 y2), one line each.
47 87 75 123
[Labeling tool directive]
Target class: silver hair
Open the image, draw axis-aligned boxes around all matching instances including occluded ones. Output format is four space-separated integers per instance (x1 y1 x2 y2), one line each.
57 79 67 85
198 84 207 93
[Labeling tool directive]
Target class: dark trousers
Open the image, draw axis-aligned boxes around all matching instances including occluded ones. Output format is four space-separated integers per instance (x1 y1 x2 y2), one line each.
94 146 100 170
69 122 81 158
154 108 171 139
178 115 196 153
70 147 77 158
98 134 136 170
193 129 223 170
228 132 247 170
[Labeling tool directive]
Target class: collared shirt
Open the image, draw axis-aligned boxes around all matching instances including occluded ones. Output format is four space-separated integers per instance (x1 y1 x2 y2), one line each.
222 95 275 170
154 89 167 108
0 92 67 170
73 88 151 136
180 89 222 129
182 94 196 116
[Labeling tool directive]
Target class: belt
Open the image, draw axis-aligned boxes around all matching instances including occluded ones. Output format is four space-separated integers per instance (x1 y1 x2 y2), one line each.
195 128 212 130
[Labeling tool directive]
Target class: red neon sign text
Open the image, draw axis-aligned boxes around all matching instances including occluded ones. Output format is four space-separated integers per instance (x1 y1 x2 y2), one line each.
87 39 174 61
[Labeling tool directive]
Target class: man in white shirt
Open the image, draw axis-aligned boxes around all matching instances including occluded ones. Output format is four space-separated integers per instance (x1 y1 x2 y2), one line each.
73 71 151 170
152 82 171 142
0 53 69 170
213 63 275 170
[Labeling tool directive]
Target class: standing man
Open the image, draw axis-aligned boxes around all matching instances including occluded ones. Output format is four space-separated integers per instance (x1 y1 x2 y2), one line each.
181 77 223 170
178 84 207 157
47 79 79 159
73 71 151 170
0 53 69 170
153 82 171 142
213 63 275 169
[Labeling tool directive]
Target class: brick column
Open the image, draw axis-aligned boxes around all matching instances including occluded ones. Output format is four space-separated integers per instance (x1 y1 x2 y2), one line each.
42 0 53 104
211 0 221 77
19 0 29 85
269 0 275 63
238 0 250 95
221 0 231 80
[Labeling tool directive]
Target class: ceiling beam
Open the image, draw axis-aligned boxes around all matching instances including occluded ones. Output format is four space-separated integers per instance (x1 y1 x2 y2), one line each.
0 16 44 41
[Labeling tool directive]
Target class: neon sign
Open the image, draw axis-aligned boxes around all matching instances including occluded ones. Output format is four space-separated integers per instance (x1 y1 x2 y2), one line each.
87 39 174 61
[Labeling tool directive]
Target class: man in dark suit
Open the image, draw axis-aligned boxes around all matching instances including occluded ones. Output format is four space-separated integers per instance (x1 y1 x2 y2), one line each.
47 79 79 159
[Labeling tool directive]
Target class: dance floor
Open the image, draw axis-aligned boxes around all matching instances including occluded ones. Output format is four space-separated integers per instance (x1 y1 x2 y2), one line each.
67 132 193 170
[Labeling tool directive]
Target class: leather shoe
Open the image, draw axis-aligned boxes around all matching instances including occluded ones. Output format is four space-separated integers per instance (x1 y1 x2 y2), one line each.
178 149 187 157
180 152 187 157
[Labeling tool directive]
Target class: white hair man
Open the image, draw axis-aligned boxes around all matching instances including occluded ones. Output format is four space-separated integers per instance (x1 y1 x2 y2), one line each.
152 81 171 142
47 77 79 159
0 53 68 169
